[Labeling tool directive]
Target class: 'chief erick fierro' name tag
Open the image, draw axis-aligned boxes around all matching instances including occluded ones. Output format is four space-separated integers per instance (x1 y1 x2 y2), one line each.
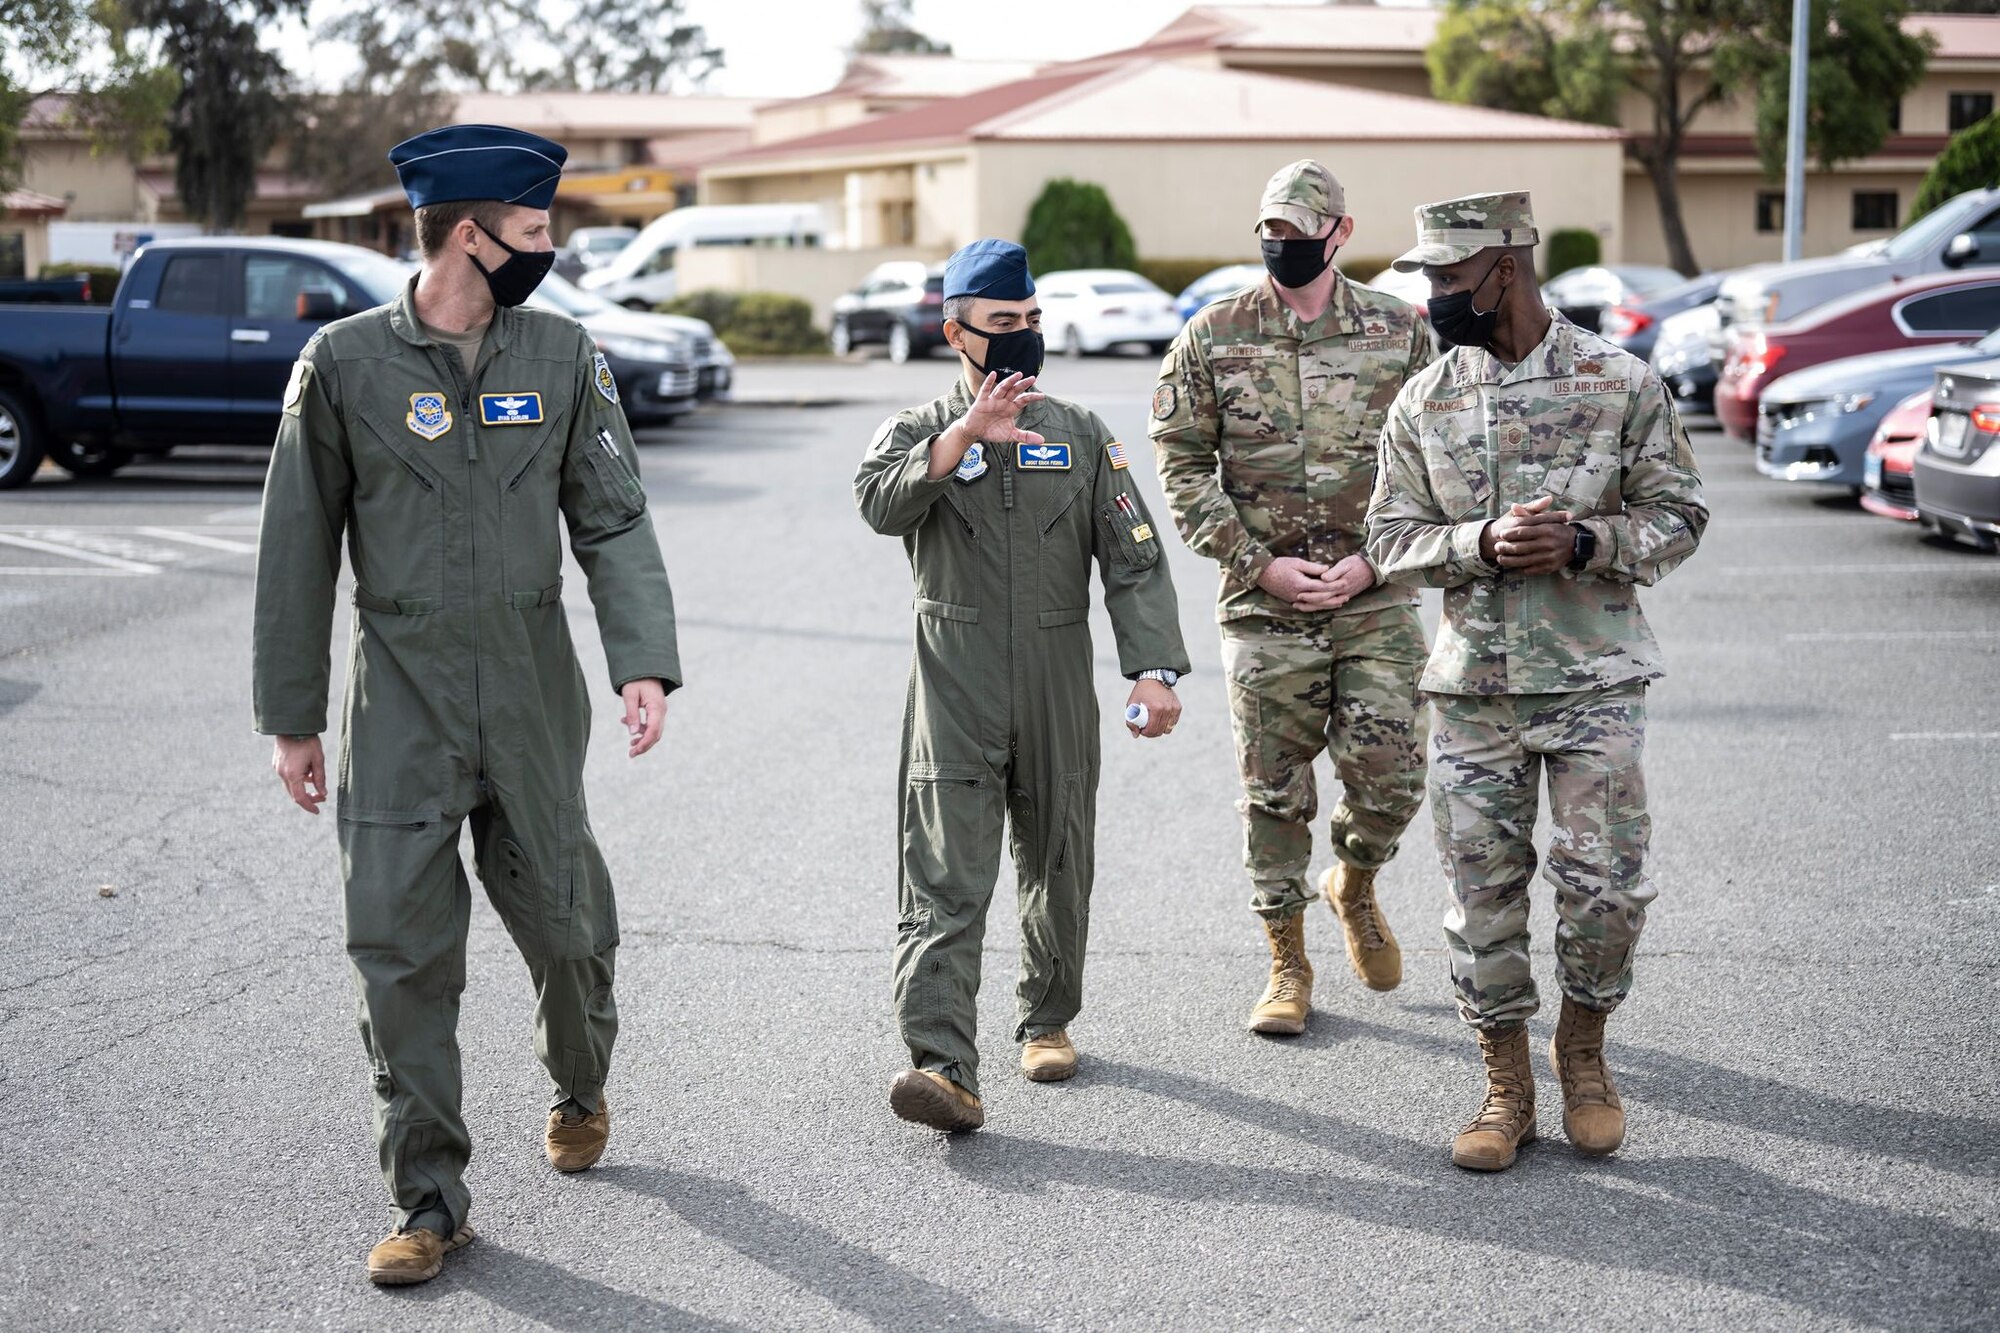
479 391 545 426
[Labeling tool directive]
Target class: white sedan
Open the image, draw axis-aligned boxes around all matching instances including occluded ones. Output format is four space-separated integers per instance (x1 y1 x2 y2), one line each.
1036 269 1183 356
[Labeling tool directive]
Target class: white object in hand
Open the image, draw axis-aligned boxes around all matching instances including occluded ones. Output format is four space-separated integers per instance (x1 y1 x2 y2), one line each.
1125 702 1149 730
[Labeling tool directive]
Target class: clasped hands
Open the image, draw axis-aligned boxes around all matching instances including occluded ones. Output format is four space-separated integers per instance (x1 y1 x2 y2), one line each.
1478 493 1577 575
1257 551 1377 612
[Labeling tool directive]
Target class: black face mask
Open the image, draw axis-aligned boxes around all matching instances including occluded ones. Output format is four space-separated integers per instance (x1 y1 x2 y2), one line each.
1261 233 1336 289
1428 252 1508 349
960 322 1044 381
470 220 555 307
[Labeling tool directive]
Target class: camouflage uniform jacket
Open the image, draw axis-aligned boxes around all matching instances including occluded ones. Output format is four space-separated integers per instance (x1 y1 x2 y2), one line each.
1150 274 1436 624
1365 313 1708 696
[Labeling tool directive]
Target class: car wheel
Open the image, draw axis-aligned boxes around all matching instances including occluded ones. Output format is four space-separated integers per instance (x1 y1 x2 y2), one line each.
622 299 652 313
888 321 912 364
830 319 853 357
1063 325 1084 359
50 438 132 478
0 387 47 490
1147 340 1172 355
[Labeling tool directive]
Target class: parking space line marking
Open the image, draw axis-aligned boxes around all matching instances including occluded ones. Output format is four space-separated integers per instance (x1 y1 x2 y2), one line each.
0 532 162 573
0 566 150 576
1890 732 2000 741
1712 563 1991 575
1786 630 2000 642
136 526 258 554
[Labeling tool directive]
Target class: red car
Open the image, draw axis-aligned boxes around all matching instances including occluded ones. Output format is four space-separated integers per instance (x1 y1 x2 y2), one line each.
1860 388 1932 521
1716 272 2000 440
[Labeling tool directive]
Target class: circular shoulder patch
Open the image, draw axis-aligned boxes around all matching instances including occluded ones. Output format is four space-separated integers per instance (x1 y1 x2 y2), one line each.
1151 383 1178 421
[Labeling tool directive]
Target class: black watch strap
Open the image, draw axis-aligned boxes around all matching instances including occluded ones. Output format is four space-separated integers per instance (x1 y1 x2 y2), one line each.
1568 525 1596 571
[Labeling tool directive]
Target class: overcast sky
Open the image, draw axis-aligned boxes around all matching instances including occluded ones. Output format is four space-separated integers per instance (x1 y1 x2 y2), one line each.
272 0 1423 99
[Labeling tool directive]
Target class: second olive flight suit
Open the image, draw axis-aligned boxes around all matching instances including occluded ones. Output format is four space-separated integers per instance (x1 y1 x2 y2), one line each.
253 280 680 1239
855 379 1190 1096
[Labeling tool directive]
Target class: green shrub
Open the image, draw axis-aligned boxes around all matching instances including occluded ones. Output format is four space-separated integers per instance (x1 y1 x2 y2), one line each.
1135 257 1252 296
1545 228 1601 279
661 290 825 356
1022 179 1138 275
36 263 120 304
1912 111 2000 222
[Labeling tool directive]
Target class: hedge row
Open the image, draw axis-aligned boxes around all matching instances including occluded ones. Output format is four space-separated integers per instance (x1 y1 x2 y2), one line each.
659 290 826 356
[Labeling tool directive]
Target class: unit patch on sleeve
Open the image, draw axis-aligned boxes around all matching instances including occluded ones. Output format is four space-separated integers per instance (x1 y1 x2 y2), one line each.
1106 441 1129 470
479 392 545 426
1151 383 1177 420
593 352 619 405
1017 441 1072 470
282 360 311 416
406 392 453 441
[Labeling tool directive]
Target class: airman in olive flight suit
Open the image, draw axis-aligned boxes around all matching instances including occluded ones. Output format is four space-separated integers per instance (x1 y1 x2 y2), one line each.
252 125 680 1285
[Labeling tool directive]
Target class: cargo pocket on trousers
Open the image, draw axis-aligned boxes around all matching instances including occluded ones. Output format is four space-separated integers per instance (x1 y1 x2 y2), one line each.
903 762 992 897
1603 766 1651 886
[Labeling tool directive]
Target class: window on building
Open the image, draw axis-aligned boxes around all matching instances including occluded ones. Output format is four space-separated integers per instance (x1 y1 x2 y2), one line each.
1852 192 1899 232
1887 100 1901 133
0 230 24 281
1756 192 1787 234
155 254 227 315
1899 285 2000 335
1950 92 1995 133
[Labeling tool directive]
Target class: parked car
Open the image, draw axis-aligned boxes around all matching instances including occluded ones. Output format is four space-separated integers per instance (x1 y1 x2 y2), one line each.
564 226 638 271
525 279 698 426
1715 188 2000 341
1652 302 1724 413
1753 328 2000 489
535 269 732 400
1600 273 1724 362
1036 269 1182 356
1541 264 1687 334
1715 271 2000 441
1860 388 1931 522
1174 262 1264 322
1363 265 1432 317
0 237 411 486
577 203 826 309
829 261 945 362
1914 358 2000 551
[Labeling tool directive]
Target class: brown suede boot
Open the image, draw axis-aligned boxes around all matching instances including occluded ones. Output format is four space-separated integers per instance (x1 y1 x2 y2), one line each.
1021 1030 1079 1082
1321 863 1402 992
1550 997 1626 1155
1451 1024 1537 1172
889 1069 986 1132
1247 913 1313 1035
366 1222 475 1286
546 1096 611 1173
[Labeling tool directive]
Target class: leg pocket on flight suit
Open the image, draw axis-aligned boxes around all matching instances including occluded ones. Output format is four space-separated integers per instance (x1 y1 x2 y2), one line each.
903 763 995 898
337 806 448 952
546 795 617 962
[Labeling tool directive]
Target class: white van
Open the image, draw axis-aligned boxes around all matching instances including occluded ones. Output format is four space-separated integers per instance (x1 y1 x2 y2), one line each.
577 203 827 309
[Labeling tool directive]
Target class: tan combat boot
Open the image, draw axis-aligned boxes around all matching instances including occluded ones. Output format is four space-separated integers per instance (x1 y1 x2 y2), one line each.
1321 863 1403 992
546 1096 611 1172
889 1069 986 1132
1451 1025 1537 1171
366 1222 475 1286
1549 997 1625 1155
1022 1030 1079 1082
1247 913 1314 1035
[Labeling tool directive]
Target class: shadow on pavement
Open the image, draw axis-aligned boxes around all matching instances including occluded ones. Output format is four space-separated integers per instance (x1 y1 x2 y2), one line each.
400 1240 750 1330
600 1164 1034 1332
993 1055 1997 1329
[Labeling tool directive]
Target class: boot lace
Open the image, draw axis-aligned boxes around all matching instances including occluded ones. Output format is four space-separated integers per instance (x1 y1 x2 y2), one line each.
1344 895 1388 950
1468 1036 1532 1131
1555 1039 1615 1105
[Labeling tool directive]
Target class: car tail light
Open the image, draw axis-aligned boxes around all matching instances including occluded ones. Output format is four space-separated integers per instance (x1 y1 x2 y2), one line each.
80 275 92 302
1970 403 2000 433
1728 332 1785 393
1603 306 1653 341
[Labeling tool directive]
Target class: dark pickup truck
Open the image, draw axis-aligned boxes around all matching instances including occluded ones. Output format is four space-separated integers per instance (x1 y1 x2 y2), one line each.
0 237 416 487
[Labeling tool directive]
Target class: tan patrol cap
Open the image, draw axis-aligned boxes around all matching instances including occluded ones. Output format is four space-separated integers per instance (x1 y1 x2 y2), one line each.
1255 159 1345 235
1391 190 1539 272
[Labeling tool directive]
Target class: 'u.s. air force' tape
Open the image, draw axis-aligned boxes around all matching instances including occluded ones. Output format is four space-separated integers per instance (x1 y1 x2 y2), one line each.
1125 702 1149 730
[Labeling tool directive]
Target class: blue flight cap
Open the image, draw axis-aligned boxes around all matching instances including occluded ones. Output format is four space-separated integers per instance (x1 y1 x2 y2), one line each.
943 239 1035 301
388 124 569 211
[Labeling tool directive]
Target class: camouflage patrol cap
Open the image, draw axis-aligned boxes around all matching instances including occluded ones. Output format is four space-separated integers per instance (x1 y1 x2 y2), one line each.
1391 190 1539 272
1255 159 1345 235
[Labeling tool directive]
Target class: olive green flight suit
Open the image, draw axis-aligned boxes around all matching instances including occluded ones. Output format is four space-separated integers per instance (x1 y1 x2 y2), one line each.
252 279 680 1239
855 378 1191 1097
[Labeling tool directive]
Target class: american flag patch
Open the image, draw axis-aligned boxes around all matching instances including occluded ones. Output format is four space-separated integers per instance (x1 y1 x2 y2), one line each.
1106 441 1129 470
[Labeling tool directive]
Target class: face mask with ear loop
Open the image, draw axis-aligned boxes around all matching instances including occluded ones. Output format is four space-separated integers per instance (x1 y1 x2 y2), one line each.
469 219 556 307
1426 251 1509 349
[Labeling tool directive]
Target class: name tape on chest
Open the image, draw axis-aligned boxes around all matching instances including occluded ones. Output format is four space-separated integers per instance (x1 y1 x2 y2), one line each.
479 391 545 426
407 391 453 441
1549 377 1630 396
1423 397 1475 414
1018 441 1071 470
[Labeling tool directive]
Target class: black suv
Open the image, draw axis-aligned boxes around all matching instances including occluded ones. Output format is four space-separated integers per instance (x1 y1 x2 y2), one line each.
829 262 946 363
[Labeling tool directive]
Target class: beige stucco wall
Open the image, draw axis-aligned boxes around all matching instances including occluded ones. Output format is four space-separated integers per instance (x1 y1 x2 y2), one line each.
20 139 145 221
971 138 1626 273
705 151 974 251
1624 162 1938 272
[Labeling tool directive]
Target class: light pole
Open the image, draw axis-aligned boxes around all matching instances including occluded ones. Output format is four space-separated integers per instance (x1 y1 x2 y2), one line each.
1783 0 1811 262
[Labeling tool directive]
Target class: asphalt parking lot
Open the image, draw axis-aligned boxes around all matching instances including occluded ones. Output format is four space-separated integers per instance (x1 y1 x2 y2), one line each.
1 352 1996 1329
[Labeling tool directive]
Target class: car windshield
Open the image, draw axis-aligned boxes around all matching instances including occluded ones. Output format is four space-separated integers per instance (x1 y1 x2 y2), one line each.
581 232 634 253
1615 265 1689 296
536 272 619 317
1881 202 1981 261
1092 281 1156 295
329 250 418 304
1974 325 2000 353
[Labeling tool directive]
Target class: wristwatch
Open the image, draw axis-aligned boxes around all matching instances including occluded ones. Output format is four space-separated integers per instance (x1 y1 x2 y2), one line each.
1567 525 1597 571
1137 669 1180 687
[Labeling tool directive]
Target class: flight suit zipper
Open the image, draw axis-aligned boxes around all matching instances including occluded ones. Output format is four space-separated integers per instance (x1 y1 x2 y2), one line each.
435 340 488 787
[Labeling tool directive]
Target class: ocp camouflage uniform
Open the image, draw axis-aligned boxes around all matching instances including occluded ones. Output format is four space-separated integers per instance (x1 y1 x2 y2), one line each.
1152 274 1436 919
1366 314 1707 1027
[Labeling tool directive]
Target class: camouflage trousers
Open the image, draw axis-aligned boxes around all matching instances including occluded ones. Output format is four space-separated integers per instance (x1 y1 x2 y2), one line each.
1220 603 1429 920
1427 684 1655 1030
